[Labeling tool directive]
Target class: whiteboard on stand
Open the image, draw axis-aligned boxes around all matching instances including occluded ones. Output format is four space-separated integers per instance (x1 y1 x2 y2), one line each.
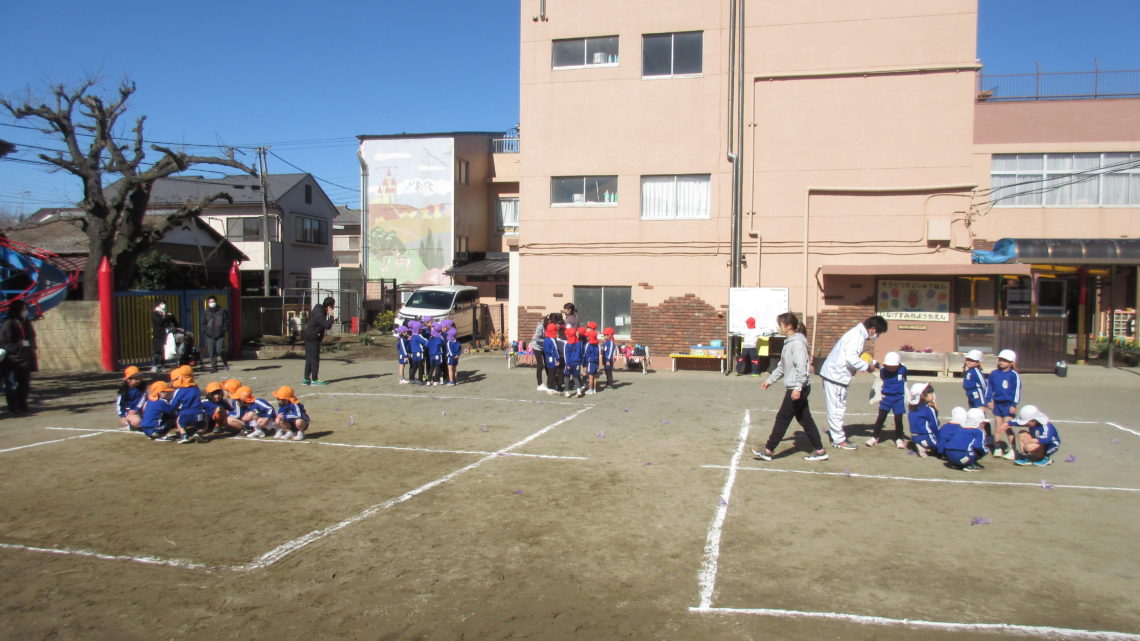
729 288 789 335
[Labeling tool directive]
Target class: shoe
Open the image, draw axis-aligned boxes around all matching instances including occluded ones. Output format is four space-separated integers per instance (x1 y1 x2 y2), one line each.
191 432 208 443
301 379 311 386
310 380 329 386
751 448 774 461
916 445 929 458
293 431 305 441
564 391 573 398
961 463 981 472
156 432 176 442
210 426 225 435
274 429 289 439
248 429 266 438
832 440 858 450
1014 457 1033 466
1032 456 1053 467
576 391 584 398
1002 449 1017 460
896 439 907 449
585 389 595 395
537 385 549 391
447 382 456 386
546 389 558 395
177 434 192 444
803 450 829 461
865 437 879 448
400 378 409 384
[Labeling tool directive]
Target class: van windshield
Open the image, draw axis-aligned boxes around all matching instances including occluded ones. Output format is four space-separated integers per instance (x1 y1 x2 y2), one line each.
405 291 455 309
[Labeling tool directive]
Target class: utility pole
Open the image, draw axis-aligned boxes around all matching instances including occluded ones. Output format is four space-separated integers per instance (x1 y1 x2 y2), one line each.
257 147 272 296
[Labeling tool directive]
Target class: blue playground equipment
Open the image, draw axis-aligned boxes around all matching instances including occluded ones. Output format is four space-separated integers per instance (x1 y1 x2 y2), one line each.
0 235 79 320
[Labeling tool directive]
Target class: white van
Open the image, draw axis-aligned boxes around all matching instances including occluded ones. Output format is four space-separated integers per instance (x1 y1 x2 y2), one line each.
395 285 480 338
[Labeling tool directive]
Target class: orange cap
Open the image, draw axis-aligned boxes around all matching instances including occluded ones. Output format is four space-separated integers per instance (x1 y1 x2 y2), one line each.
205 381 223 394
273 385 298 402
221 378 242 393
147 380 173 400
233 386 253 401
123 366 141 380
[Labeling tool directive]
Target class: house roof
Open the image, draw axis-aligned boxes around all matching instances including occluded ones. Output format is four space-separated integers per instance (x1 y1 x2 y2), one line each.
105 173 310 205
446 257 509 277
334 205 361 227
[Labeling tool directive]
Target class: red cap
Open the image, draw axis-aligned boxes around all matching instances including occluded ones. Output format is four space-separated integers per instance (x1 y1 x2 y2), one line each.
587 329 599 344
564 327 578 342
746 317 756 329
602 327 615 336
586 321 597 330
577 326 588 336
545 323 559 338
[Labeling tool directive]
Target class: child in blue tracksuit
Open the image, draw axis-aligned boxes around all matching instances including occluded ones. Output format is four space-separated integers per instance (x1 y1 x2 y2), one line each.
962 349 988 409
562 326 583 398
169 366 205 444
583 328 600 395
426 326 445 385
943 407 990 471
985 349 1021 460
396 325 411 384
408 320 427 385
542 323 561 395
601 327 617 391
907 382 939 457
445 329 461 386
1013 405 1061 467
868 351 907 448
936 406 967 457
272 385 309 441
140 381 176 440
234 385 276 438
116 366 147 430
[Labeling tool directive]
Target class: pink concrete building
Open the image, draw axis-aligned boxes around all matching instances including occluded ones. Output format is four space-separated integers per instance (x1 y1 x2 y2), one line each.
515 0 1140 369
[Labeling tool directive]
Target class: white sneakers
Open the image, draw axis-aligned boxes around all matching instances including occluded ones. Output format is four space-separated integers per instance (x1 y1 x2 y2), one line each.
537 384 548 391
293 431 305 441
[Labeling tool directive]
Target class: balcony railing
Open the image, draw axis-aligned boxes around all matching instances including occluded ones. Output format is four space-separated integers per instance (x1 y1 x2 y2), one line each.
491 137 520 154
977 68 1140 102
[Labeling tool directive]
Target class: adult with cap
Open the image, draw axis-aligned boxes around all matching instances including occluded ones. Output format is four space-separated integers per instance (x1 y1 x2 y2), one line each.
0 299 38 415
818 315 889 450
150 299 178 373
303 296 337 386
1012 405 1061 467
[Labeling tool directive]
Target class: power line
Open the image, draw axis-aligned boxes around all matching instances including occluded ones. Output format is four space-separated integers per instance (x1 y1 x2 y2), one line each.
267 149 359 194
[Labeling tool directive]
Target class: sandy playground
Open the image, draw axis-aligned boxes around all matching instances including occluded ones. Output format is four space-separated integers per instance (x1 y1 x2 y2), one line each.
0 351 1137 641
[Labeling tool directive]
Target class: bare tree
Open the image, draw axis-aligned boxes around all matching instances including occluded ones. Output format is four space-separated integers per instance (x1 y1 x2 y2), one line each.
1 79 256 297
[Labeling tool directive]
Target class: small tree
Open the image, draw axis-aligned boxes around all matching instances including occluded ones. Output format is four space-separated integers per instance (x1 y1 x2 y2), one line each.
1 79 256 298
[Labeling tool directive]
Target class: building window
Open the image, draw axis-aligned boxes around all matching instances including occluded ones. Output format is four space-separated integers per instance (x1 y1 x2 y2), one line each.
304 184 313 204
457 159 469 186
495 284 509 301
497 197 519 233
574 286 632 338
226 217 262 241
642 31 702 77
991 152 1140 207
552 35 619 68
641 174 710 219
296 215 328 245
551 176 618 205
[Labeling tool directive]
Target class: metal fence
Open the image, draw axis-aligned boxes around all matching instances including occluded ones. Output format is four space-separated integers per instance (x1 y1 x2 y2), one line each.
115 289 229 367
996 317 1066 373
977 69 1140 102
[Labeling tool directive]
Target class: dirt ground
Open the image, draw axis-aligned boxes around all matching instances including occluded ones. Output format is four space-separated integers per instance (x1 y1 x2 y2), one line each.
0 349 1137 641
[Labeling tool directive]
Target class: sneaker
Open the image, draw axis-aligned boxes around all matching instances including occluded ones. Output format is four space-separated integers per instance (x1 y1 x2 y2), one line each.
293 431 305 441
751 448 774 461
210 426 225 435
961 463 981 472
301 379 311 386
865 437 879 448
156 432 176 442
274 429 290 439
916 445 928 458
191 432 208 443
447 382 457 386
832 440 858 451
564 391 573 398
895 439 907 449
176 434 192 444
576 390 584 398
585 389 595 395
1014 457 1033 466
310 380 329 386
1032 456 1053 467
537 385 549 392
1002 449 1017 460
803 450 829 461
247 429 266 438
399 378 409 384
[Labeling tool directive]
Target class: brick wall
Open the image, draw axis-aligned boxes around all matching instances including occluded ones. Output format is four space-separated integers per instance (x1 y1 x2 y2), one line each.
631 294 727 356
517 307 545 346
812 303 876 358
36 301 103 372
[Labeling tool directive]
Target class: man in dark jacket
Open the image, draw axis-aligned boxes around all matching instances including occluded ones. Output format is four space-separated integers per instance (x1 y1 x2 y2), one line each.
303 296 336 385
202 295 231 373
151 300 178 373
0 299 38 414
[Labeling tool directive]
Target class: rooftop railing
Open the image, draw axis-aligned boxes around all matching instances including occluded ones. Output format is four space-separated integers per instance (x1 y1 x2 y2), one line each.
977 68 1140 102
491 137 520 154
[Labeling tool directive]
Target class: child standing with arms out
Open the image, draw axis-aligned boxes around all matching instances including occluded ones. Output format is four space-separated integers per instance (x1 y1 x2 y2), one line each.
751 313 829 461
1013 405 1061 467
116 366 147 430
396 325 411 384
907 382 939 458
962 349 988 409
562 326 583 398
985 349 1021 460
943 407 990 471
140 381 176 440
583 328 600 394
272 385 309 440
445 328 461 386
169 366 206 444
600 327 617 391
866 351 907 448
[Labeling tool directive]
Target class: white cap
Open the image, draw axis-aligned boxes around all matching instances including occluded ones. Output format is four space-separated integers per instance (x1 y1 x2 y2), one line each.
908 382 931 405
1018 404 1048 424
965 349 983 362
883 351 901 367
998 349 1017 362
964 407 986 428
950 406 967 424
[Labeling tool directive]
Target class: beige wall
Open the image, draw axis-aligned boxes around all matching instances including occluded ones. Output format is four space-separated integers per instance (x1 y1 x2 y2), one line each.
36 301 102 372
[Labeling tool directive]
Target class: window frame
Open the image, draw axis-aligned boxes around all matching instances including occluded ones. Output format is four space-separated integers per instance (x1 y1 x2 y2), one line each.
639 174 711 220
572 285 633 340
496 196 520 234
552 35 620 69
550 175 619 206
642 31 703 78
294 215 328 245
990 152 1140 208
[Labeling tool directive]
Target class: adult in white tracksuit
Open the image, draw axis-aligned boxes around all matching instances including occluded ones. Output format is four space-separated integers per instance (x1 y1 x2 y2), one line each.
819 316 889 448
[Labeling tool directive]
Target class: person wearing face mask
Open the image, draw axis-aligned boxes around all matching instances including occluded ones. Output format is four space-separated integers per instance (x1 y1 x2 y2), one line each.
302 296 336 385
818 315 889 450
202 295 231 373
151 300 179 373
0 299 38 414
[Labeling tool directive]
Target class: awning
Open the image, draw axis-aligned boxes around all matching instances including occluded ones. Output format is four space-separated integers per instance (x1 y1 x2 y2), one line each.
821 263 1033 277
974 238 1140 265
445 258 509 277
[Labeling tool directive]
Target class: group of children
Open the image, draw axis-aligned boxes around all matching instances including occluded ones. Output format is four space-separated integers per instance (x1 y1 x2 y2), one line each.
538 320 620 397
116 366 310 444
861 348 1061 470
395 316 463 386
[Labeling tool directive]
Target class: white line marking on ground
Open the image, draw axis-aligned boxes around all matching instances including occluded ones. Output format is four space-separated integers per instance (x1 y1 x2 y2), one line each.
232 406 595 572
0 428 124 453
702 465 1140 493
1107 422 1140 438
689 606 1140 640
0 542 213 572
695 410 751 610
300 391 584 406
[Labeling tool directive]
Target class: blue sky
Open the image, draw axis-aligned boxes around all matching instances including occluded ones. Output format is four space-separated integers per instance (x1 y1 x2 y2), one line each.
1 0 1137 215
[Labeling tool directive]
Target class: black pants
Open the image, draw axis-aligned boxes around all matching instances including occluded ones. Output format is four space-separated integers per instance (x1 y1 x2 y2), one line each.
872 409 905 440
205 336 227 370
533 349 545 385
736 347 758 374
304 340 321 381
764 386 824 452
4 367 31 413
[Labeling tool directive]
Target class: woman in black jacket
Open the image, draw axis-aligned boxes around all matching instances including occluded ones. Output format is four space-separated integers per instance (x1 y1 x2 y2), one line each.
151 300 178 372
303 297 336 385
0 299 38 414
